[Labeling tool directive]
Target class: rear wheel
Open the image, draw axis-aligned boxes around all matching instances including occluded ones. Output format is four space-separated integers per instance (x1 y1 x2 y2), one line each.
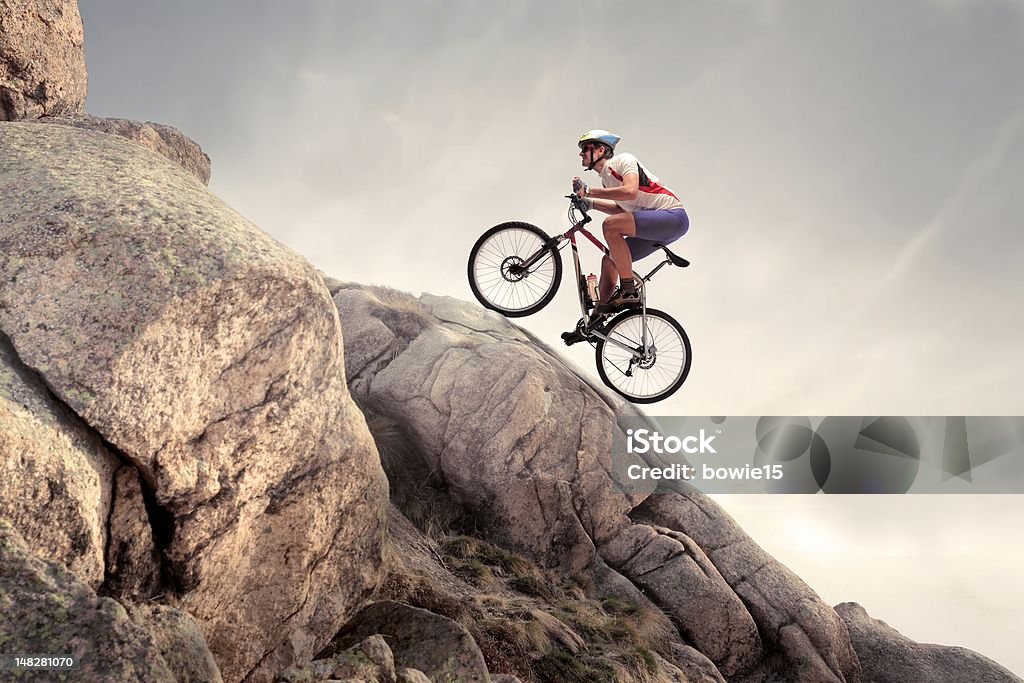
468 222 562 317
595 308 691 403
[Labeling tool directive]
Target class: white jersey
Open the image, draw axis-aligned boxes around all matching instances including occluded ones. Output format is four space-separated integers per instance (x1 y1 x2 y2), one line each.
599 153 684 213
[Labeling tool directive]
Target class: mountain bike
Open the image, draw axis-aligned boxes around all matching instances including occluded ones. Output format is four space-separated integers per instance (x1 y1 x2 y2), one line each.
467 194 692 403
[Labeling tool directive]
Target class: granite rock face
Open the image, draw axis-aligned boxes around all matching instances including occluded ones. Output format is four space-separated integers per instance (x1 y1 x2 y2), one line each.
600 522 763 677
128 602 225 683
633 492 861 682
0 331 118 590
39 114 213 184
104 466 161 600
0 520 183 682
0 0 87 120
836 602 1022 683
0 122 389 683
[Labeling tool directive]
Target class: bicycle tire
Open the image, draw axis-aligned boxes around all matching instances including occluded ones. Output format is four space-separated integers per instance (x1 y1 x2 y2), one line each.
468 222 562 317
595 308 691 403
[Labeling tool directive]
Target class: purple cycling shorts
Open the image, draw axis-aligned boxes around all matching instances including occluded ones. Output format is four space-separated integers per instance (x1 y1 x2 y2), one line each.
627 208 689 261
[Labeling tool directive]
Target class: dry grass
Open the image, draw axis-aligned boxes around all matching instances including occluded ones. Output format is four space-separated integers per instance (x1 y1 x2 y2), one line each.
379 531 684 683
358 407 467 538
377 559 473 625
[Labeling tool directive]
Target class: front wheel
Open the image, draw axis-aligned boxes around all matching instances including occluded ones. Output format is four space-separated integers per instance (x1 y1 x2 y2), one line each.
468 222 562 317
595 308 692 403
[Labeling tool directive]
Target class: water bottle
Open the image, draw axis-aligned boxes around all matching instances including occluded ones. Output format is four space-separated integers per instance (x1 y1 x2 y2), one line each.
586 273 599 305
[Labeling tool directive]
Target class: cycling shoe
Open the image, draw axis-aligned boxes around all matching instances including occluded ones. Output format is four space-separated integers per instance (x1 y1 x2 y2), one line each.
561 329 586 346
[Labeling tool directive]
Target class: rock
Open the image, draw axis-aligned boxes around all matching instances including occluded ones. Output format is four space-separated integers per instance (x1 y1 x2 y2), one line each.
652 652 695 683
632 492 861 682
396 668 432 683
280 634 396 683
328 601 490 683
0 520 176 681
0 0 87 120
490 676 523 683
327 635 396 682
104 466 161 600
0 122 389 683
600 523 762 677
129 602 225 683
332 285 652 575
0 330 118 589
38 114 212 184
668 644 728 683
836 602 1022 683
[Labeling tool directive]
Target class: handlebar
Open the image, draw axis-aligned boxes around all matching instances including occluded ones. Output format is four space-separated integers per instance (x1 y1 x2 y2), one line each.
565 194 591 219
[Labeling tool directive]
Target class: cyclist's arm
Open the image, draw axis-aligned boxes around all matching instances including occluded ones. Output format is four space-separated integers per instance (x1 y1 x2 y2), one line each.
590 199 624 214
587 172 639 202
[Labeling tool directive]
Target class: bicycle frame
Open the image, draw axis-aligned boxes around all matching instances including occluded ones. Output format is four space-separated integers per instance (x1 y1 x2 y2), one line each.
531 204 677 361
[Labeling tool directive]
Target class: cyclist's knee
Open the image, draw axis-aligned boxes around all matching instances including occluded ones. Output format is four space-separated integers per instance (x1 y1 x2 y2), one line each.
603 217 624 237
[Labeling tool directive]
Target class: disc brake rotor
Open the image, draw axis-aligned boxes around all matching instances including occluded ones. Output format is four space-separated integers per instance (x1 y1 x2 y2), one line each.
501 256 527 282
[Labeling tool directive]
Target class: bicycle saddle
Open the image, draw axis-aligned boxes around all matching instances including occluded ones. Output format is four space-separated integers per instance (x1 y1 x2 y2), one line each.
654 244 690 267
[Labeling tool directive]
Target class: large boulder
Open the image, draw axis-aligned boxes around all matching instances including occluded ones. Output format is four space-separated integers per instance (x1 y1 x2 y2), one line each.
39 114 212 184
836 602 1021 683
0 122 389 683
0 330 118 590
330 282 650 575
0 0 87 120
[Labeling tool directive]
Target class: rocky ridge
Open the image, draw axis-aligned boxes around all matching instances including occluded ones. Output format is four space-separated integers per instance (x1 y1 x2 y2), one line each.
2 2 1022 682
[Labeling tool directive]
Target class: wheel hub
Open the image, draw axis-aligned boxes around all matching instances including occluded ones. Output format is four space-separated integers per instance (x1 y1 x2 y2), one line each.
501 257 527 282
637 346 657 369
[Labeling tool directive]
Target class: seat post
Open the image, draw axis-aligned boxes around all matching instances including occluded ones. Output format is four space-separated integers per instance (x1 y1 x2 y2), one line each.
642 258 672 282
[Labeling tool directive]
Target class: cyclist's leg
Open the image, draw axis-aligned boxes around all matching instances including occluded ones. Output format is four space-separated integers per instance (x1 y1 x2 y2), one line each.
626 238 663 262
599 254 618 302
601 212 638 283
631 208 689 252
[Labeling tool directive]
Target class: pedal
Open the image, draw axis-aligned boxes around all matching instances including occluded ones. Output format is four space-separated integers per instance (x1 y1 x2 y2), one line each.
561 330 584 346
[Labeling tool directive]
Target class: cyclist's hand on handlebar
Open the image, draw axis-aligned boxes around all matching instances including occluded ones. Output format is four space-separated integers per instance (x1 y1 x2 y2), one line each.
572 177 589 198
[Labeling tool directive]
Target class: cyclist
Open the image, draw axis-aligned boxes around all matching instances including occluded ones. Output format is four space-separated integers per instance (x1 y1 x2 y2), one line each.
562 130 689 344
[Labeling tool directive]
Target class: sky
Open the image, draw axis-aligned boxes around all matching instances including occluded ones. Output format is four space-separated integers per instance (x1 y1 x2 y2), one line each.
78 0 1024 675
